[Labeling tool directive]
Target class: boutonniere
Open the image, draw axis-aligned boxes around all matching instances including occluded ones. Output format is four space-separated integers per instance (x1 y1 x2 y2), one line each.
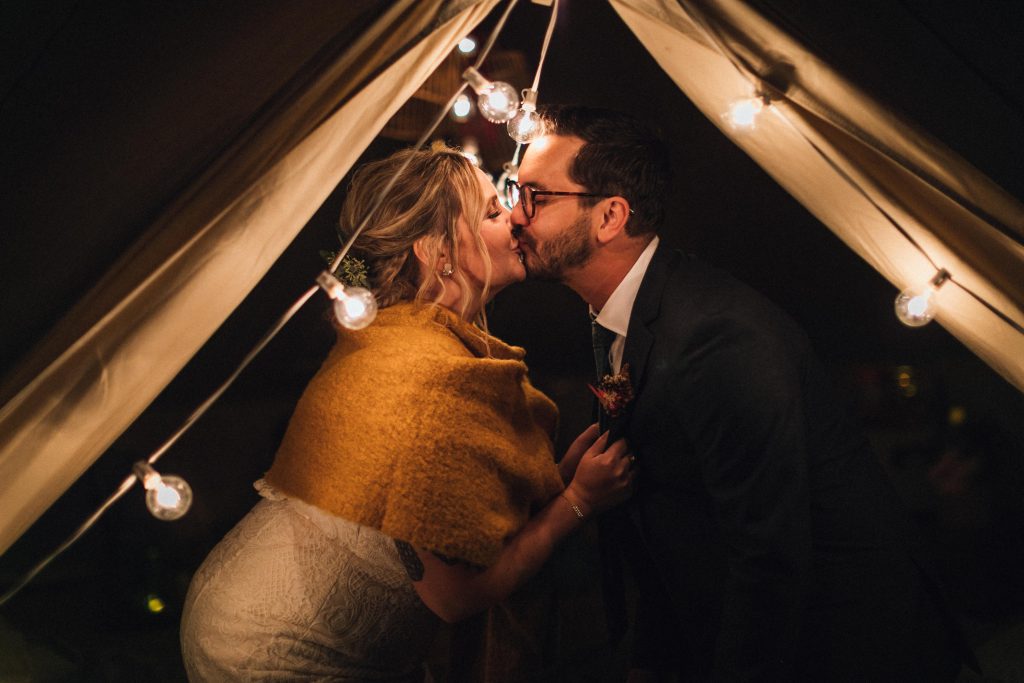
588 363 634 418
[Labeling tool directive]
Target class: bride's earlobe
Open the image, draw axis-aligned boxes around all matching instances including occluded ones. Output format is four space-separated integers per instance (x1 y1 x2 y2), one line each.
412 236 453 277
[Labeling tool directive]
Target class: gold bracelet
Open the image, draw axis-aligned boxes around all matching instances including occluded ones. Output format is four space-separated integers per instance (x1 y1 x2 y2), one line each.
563 493 584 519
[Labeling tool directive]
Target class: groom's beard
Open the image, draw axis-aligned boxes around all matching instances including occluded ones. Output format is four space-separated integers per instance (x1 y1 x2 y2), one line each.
522 211 593 281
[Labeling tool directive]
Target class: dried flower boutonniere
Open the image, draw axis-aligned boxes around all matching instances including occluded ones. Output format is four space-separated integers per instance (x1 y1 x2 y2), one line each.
589 363 634 418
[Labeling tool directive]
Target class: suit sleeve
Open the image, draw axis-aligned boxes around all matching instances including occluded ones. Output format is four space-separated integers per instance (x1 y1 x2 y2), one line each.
675 314 812 680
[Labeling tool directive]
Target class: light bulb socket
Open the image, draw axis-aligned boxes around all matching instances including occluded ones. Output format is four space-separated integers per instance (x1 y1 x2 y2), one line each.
462 66 489 94
316 271 345 300
520 88 539 111
132 461 160 490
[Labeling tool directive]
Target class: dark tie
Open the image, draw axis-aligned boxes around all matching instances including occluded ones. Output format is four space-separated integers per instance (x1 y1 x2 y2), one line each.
591 319 616 382
590 318 628 644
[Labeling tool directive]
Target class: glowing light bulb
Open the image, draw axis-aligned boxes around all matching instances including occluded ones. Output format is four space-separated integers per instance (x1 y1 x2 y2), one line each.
318 271 377 329
496 161 518 210
333 287 377 329
133 462 193 521
146 594 166 614
451 94 472 120
894 269 950 327
457 36 477 55
462 67 520 123
460 137 482 167
507 89 545 144
724 96 767 131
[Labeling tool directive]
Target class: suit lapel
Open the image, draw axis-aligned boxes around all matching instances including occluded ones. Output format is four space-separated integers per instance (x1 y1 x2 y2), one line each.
621 243 680 398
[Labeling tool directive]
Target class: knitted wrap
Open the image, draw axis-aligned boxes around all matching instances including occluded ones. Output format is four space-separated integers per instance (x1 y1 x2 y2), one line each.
265 302 563 567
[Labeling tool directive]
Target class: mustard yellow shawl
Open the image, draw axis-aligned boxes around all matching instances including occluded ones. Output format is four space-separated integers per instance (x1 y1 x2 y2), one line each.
265 302 563 567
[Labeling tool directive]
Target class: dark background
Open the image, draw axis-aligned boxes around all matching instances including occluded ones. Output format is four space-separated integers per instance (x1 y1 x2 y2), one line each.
2 0 1023 679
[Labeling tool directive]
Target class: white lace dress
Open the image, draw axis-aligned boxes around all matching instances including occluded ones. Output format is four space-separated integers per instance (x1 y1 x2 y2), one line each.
180 481 440 682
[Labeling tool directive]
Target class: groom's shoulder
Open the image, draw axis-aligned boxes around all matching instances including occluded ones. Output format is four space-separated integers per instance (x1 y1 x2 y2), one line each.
655 250 807 342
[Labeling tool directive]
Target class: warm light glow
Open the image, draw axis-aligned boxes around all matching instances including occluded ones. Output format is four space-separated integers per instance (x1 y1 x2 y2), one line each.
155 483 181 508
496 161 518 210
460 138 481 167
133 461 193 521
725 96 766 130
894 270 950 327
479 87 517 122
507 89 544 143
462 67 520 123
333 286 377 330
147 594 166 614
452 94 472 120
457 36 477 55
317 272 378 330
948 405 967 426
145 478 190 519
895 365 917 397
145 475 193 520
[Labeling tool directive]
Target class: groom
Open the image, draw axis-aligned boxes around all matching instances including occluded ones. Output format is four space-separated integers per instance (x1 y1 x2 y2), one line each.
511 105 969 680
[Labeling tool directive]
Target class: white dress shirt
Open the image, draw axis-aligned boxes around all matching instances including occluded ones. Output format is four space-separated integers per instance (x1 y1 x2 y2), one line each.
590 236 660 374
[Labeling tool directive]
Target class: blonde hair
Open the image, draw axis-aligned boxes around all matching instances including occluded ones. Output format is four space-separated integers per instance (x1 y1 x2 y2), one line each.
337 143 493 323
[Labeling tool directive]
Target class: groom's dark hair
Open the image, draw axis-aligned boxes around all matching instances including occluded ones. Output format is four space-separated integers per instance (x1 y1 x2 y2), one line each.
537 104 671 237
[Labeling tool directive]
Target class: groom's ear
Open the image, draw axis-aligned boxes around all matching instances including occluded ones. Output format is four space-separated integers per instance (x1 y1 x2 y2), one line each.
595 196 632 245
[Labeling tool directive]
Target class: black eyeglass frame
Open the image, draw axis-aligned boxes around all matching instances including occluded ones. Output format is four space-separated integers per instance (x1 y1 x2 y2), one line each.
505 179 612 219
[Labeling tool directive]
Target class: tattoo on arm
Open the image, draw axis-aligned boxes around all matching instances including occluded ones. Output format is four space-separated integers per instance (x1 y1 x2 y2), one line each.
394 539 424 581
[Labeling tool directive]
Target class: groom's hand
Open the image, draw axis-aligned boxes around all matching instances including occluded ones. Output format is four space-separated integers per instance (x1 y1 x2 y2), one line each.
559 422 601 483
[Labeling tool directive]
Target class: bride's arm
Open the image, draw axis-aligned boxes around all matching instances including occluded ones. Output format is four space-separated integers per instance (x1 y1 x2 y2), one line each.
397 431 632 623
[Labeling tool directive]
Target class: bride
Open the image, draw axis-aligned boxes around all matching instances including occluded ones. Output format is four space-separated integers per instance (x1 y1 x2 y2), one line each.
179 143 634 681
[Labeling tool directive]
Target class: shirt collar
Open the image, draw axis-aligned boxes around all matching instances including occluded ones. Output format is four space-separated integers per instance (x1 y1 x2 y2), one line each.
590 236 659 337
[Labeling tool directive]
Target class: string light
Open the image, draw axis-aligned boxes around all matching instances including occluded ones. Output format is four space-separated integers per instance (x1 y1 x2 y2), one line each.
504 0 559 144
457 36 477 55
132 462 193 521
724 94 769 131
451 93 472 121
462 66 520 123
0 0 527 607
460 137 483 168
496 158 519 209
894 269 950 327
316 272 377 330
507 89 545 143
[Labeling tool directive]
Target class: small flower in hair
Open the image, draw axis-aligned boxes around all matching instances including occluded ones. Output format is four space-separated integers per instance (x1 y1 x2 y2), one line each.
320 250 370 290
588 363 634 418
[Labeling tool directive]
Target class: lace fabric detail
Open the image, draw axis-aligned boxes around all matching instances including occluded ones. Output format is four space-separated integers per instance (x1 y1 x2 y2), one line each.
181 484 439 681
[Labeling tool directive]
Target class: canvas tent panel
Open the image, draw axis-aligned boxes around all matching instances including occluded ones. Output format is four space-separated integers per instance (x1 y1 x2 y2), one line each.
0 1 498 556
611 0 1024 390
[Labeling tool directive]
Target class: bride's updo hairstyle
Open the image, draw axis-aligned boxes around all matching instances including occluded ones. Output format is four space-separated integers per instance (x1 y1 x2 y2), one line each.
337 142 492 320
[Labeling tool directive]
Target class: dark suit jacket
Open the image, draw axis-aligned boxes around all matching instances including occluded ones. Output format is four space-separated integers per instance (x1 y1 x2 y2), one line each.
610 244 965 681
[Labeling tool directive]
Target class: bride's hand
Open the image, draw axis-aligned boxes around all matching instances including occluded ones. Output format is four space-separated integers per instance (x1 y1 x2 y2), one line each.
564 431 635 517
558 423 601 484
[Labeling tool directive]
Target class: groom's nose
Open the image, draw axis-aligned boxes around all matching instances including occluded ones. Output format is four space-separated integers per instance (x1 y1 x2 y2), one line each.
510 202 529 234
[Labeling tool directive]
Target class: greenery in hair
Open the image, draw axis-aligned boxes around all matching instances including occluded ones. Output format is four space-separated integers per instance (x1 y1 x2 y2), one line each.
320 250 370 290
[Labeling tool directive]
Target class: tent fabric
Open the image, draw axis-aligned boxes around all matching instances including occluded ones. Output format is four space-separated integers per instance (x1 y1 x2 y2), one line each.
610 0 1024 387
0 0 498 555
1 0 1021 557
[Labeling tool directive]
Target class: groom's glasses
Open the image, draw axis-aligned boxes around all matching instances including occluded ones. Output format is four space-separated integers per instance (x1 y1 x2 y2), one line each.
504 179 611 220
